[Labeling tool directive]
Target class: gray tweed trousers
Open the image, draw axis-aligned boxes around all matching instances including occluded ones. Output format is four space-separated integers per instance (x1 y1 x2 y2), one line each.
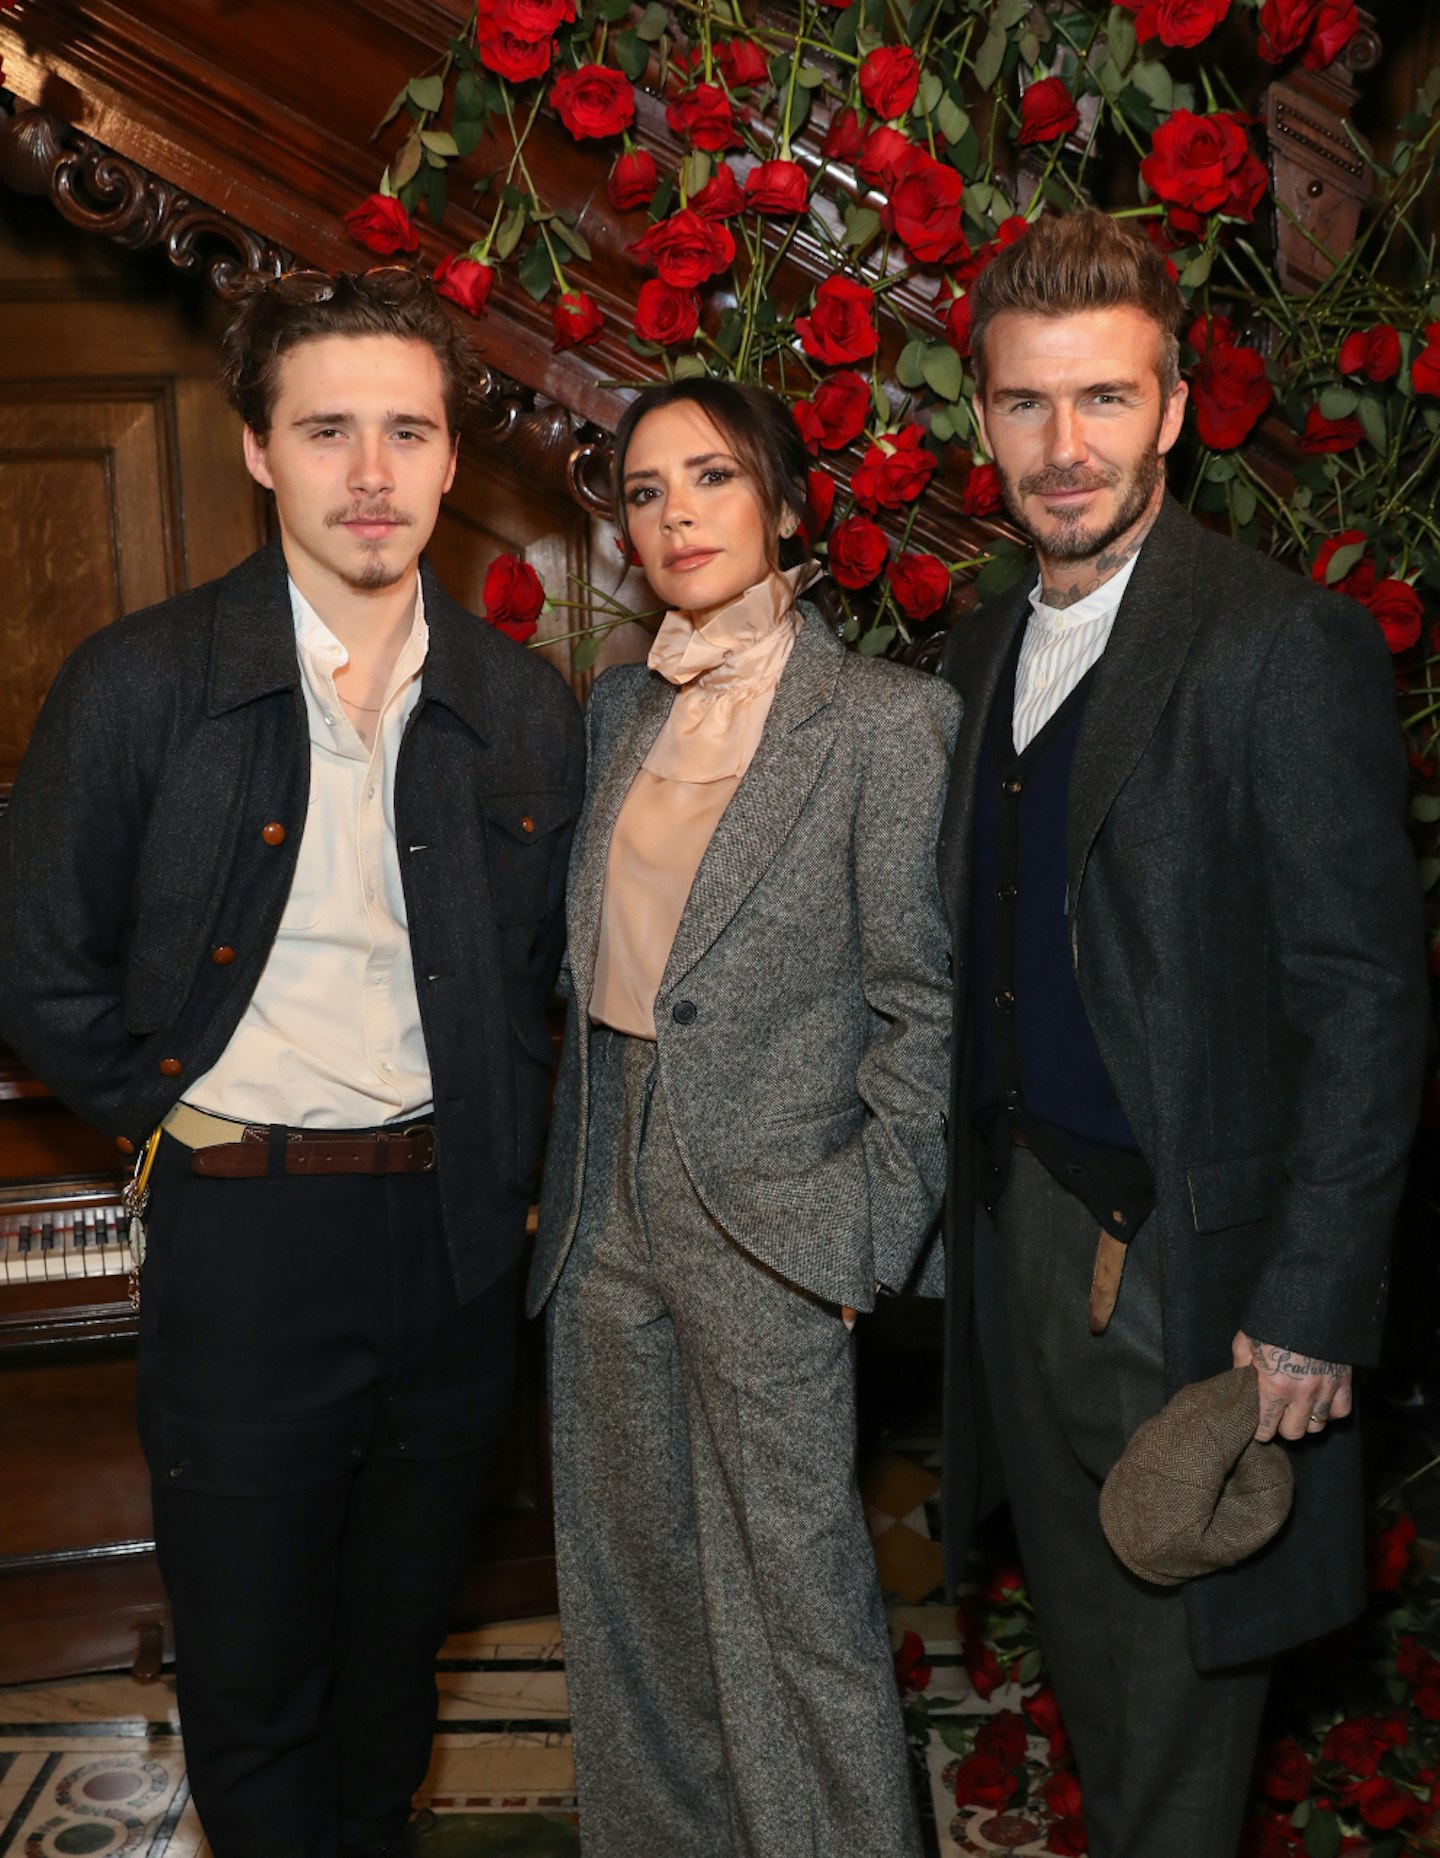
547 1027 920 1858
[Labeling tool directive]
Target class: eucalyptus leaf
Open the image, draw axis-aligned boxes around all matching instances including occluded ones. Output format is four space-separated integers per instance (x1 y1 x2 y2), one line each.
1179 249 1212 288
937 93 969 143
1230 481 1257 527
1319 384 1360 417
1358 393 1388 449
897 339 928 390
391 135 424 190
843 205 883 249
407 75 446 115
859 624 896 656
571 632 605 674
673 354 709 379
552 219 593 262
635 2 669 41
517 237 554 303
973 22 1008 93
922 344 964 401
421 130 460 158
453 72 485 120
681 150 713 197
917 71 944 115
1107 4 1137 74
1324 540 1367 585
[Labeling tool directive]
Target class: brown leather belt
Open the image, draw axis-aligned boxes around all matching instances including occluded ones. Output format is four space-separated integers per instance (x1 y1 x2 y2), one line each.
1008 1126 1125 1334
190 1124 437 1179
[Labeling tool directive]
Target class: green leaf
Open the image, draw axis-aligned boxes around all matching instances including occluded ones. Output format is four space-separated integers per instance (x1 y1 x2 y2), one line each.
798 64 829 88
420 160 448 227
993 0 1029 26
977 544 1029 599
600 0 631 21
1358 392 1388 450
1324 539 1367 585
916 71 944 116
1411 795 1440 823
937 93 969 143
673 354 709 379
1178 249 1212 288
453 118 485 158
635 1 669 40
1303 1809 1341 1858
789 85 813 136
973 23 1007 93
1018 28 1040 66
614 29 649 80
1093 55 1126 101
552 218 593 262
859 623 896 656
391 134 424 190
922 344 964 401
680 150 712 198
1204 454 1235 482
453 71 485 120
420 129 460 158
1016 1647 1044 1684
1291 1799 1311 1830
571 631 605 674
408 75 446 115
841 614 860 643
376 86 410 133
1319 384 1360 417
832 4 860 56
1129 55 1174 112
938 1717 972 1753
897 339 928 390
1230 481 1257 527
493 204 527 260
517 236 554 302
843 205 883 249
1107 4 1137 75
931 407 955 442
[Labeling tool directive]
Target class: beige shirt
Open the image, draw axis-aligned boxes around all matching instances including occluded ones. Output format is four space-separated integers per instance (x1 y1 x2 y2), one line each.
590 565 815 1040
186 579 433 1127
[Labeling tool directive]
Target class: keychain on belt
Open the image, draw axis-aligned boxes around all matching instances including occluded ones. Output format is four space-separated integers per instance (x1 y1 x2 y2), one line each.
121 1126 162 1311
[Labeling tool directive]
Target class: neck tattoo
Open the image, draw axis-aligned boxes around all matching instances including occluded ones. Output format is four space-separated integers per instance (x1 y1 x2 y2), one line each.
1036 503 1161 611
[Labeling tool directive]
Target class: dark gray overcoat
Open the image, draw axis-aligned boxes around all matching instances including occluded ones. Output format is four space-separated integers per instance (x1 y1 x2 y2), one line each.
0 539 584 1303
938 494 1428 1669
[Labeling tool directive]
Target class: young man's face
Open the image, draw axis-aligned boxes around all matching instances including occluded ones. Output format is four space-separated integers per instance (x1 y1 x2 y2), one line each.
974 305 1188 563
243 334 458 599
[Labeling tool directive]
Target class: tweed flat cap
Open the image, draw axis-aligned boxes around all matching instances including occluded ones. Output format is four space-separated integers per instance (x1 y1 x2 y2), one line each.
1099 1367 1294 1586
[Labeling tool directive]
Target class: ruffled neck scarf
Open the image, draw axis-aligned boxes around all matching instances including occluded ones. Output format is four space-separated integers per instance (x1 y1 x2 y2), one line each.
643 561 819 783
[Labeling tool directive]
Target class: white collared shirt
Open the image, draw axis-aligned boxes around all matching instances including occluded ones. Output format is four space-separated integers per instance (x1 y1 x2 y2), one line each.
186 578 433 1128
1012 552 1140 754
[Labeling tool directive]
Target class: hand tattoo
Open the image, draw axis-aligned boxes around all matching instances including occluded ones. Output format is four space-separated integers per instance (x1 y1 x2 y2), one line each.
1249 1342 1350 1381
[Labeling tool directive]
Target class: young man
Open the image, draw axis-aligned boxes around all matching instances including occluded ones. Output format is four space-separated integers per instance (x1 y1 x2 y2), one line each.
0 271 583 1858
938 212 1425 1857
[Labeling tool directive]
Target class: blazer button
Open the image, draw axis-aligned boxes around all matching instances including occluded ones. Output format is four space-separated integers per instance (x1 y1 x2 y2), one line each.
1003 777 1022 795
521 815 535 834
672 1000 698 1025
261 821 286 845
159 1057 183 1077
994 990 1015 1010
211 945 236 966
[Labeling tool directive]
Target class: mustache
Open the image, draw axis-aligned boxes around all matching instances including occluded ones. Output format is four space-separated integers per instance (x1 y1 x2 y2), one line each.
325 504 414 528
1018 467 1118 498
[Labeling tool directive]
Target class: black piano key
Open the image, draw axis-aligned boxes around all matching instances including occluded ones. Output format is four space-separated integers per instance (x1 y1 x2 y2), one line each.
40 1219 54 1251
17 1222 31 1253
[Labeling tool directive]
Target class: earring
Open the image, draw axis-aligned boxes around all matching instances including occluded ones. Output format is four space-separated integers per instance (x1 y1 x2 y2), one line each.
780 518 797 538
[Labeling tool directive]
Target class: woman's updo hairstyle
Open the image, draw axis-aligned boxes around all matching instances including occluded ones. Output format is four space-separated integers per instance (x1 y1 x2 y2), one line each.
610 377 814 573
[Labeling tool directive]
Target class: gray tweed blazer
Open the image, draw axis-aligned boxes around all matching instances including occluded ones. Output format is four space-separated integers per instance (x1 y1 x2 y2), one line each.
528 601 960 1316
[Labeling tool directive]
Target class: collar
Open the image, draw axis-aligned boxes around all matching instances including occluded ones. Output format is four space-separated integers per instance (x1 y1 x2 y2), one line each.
1027 548 1141 634
649 562 820 689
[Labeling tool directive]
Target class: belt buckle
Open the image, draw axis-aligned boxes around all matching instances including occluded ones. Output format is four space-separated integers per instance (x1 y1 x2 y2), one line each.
402 1121 438 1171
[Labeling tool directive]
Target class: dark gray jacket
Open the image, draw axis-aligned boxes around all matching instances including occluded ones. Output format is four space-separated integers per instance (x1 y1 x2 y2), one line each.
0 540 584 1302
939 495 1427 1668
529 604 960 1316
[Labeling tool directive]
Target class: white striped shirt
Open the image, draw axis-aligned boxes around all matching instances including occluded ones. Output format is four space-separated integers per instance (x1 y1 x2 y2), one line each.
1012 553 1140 754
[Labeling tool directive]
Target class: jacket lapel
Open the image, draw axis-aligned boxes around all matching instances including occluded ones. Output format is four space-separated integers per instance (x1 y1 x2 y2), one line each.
937 585 1029 928
567 672 673 1012
660 604 843 994
1066 495 1206 912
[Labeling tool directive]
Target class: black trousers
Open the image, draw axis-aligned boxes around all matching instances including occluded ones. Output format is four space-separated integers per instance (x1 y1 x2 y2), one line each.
974 1149 1270 1858
136 1133 518 1858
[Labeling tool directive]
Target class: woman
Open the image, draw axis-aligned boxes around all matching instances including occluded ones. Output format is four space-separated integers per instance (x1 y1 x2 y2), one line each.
528 378 958 1857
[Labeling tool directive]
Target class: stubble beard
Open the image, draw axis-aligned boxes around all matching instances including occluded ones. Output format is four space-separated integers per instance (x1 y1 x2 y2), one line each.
996 439 1164 565
326 502 415 593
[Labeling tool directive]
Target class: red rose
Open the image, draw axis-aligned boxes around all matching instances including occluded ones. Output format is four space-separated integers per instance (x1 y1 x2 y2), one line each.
1345 1776 1420 1832
1299 406 1363 453
976 1708 1029 1766
1118 0 1230 46
551 64 635 140
940 286 974 357
851 426 939 512
666 83 742 152
485 0 575 38
715 37 768 88
1257 0 1320 62
1412 323 1440 397
476 20 554 80
744 159 810 215
953 1751 1020 1811
1365 579 1423 654
482 553 545 643
804 469 836 539
1398 1636 1440 1686
608 148 658 211
961 461 1004 517
1321 1714 1408 1777
881 151 968 265
1186 312 1237 352
1254 1738 1312 1803
634 279 700 347
887 552 950 621
692 165 746 219
1140 110 1267 221
552 289 603 349
1238 1824 1301 1858
1301 0 1359 68
1418 1684 1440 1720
1191 342 1272 449
1025 1685 1071 1761
795 371 871 453
630 208 736 286
343 193 419 257
1018 77 1080 145
796 275 879 366
1046 1816 1089 1856
859 46 921 121
1367 1513 1416 1591
1311 531 1376 599
953 214 1025 287
821 106 867 165
1337 322 1400 381
982 1563 1025 1603
856 125 915 193
432 254 495 317
964 1638 1005 1700
892 1629 932 1698
1043 1773 1084 1818
828 515 889 588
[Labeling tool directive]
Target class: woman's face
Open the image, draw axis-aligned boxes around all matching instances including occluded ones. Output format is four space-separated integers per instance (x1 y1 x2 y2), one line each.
621 401 782 620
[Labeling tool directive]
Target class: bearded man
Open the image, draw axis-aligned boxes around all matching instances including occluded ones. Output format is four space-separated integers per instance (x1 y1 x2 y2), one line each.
937 211 1425 1857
